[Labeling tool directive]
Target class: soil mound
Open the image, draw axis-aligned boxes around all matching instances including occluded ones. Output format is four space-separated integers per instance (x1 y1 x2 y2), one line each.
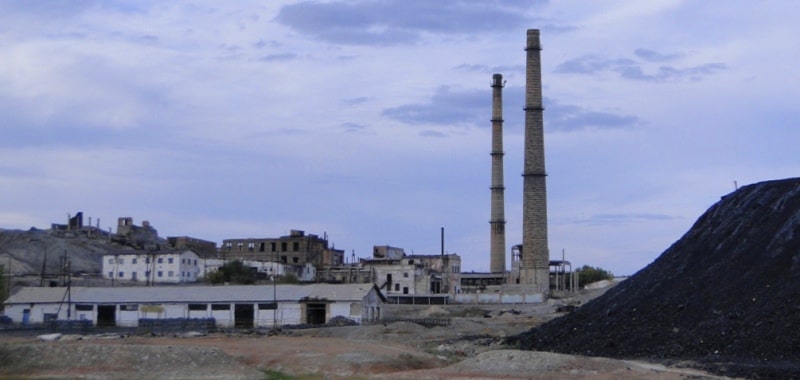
509 178 800 378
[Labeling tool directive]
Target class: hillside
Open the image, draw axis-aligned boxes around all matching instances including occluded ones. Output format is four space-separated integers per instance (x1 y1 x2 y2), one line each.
510 177 800 378
0 228 132 278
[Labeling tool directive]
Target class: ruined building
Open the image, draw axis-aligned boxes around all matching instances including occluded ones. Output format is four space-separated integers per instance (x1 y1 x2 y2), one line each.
317 245 462 299
220 229 344 271
167 236 218 259
113 217 160 250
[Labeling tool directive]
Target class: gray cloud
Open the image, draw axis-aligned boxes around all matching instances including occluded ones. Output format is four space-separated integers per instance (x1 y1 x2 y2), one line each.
342 97 372 106
546 99 639 132
275 0 543 46
259 53 297 61
341 122 368 133
382 86 487 126
555 53 726 82
634 48 683 62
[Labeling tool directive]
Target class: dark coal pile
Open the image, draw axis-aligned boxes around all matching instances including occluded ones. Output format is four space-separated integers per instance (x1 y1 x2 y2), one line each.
509 178 800 379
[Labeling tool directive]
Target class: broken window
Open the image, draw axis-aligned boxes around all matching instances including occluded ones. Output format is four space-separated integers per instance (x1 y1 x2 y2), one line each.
281 242 287 251
293 257 299 263
292 242 299 251
259 242 265 252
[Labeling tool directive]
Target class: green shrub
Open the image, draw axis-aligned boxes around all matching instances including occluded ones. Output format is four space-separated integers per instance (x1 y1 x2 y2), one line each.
576 265 614 288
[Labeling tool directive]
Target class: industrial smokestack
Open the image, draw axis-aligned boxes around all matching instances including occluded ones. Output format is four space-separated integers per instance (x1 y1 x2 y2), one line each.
489 73 507 274
521 29 549 293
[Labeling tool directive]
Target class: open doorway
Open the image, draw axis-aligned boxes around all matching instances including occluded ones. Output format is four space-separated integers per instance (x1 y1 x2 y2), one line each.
305 303 326 325
234 304 254 328
97 305 116 327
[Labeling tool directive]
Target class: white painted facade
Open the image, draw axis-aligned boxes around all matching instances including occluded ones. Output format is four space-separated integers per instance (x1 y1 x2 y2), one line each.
101 250 200 284
3 284 385 328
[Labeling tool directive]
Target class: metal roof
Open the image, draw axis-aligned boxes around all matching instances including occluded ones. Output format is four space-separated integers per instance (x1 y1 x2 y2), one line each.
4 283 382 305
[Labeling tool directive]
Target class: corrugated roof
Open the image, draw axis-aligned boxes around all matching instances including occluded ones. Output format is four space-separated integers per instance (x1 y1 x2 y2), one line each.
4 283 380 305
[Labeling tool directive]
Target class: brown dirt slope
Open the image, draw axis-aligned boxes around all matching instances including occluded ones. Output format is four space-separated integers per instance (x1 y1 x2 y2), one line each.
509 177 800 379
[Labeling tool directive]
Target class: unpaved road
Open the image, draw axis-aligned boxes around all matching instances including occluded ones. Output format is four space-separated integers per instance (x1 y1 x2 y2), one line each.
0 287 735 379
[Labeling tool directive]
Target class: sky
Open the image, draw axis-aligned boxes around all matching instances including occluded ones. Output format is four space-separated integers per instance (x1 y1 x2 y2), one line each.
1 1 798 276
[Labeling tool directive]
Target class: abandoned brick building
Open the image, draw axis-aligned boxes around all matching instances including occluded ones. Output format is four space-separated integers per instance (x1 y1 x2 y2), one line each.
221 230 344 269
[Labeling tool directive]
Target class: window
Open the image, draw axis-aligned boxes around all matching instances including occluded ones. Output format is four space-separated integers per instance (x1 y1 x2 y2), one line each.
168 258 174 264
281 242 287 251
237 242 243 252
293 257 299 263
211 304 230 311
118 271 124 278
118 258 124 265
146 258 150 264
157 258 163 264
75 304 93 311
132 272 137 280
120 305 138 311
108 258 114 264
258 303 277 310
145 271 151 278
395 284 400 291
403 287 409 294
132 258 137 264
292 242 299 251
108 271 113 278
271 242 276 252
188 304 206 311
403 272 409 278
193 259 197 265
259 242 265 252
248 242 254 252
158 271 163 277
168 271 174 277
281 256 287 263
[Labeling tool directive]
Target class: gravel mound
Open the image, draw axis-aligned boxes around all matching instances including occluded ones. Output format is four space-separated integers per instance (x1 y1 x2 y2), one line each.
510 178 800 379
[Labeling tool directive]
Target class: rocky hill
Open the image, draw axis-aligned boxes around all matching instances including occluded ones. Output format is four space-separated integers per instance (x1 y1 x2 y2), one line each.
509 177 800 378
0 226 175 284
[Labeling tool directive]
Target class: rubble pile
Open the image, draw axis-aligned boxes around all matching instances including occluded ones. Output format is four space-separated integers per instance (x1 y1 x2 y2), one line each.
510 178 800 378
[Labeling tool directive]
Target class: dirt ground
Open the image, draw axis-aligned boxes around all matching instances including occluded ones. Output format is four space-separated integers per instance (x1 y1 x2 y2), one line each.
0 285 735 379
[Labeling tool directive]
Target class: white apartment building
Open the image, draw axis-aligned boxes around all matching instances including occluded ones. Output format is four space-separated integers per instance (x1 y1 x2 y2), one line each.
102 250 200 284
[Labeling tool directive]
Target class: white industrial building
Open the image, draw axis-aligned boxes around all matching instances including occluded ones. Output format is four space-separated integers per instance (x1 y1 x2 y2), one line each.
3 283 385 327
102 250 201 284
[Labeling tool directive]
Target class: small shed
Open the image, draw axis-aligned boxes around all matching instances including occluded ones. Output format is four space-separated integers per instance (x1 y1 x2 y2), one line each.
3 283 385 328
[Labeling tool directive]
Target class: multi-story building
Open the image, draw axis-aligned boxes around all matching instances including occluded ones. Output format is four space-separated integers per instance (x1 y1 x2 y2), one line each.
102 250 201 284
220 230 344 270
168 236 218 259
318 246 461 296
202 259 316 283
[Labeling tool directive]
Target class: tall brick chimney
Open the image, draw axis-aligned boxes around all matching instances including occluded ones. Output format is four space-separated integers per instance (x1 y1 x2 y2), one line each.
490 73 507 274
520 29 549 293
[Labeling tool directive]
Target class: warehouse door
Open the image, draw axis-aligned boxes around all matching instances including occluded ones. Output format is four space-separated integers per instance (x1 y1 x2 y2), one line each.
97 305 116 327
234 304 254 328
305 303 326 325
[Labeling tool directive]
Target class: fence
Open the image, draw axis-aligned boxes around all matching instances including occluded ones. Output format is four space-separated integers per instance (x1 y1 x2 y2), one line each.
370 317 451 327
137 318 216 334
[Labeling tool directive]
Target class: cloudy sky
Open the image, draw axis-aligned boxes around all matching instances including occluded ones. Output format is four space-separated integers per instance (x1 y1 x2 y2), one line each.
1 1 798 276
